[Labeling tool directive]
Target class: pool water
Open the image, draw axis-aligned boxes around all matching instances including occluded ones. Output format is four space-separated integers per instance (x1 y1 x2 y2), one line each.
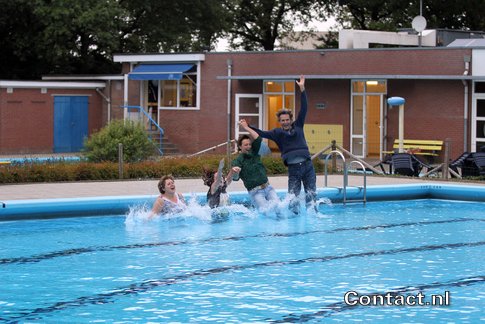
0 199 484 323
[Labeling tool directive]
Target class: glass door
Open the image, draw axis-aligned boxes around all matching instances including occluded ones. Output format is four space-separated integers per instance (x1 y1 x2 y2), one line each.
472 81 485 151
351 80 387 158
263 80 295 151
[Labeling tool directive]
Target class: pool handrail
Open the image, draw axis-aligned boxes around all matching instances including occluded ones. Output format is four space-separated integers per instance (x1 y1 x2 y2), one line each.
323 150 367 205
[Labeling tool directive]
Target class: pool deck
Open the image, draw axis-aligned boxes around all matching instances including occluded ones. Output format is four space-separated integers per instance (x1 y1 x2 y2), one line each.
1 174 484 201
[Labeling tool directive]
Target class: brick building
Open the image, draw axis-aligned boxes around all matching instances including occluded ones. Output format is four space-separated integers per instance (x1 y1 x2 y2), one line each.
1 46 485 162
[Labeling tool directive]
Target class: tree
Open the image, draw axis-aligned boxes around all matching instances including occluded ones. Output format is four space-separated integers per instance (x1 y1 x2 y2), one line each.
334 0 485 32
0 0 45 79
118 0 229 52
222 0 334 51
0 0 126 79
32 0 125 75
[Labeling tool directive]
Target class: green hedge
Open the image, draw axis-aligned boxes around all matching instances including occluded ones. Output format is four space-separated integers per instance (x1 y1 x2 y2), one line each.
0 155 319 184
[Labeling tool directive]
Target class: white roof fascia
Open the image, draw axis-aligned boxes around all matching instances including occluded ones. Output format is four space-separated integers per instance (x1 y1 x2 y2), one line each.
113 53 205 63
0 81 106 89
216 74 479 81
42 75 124 81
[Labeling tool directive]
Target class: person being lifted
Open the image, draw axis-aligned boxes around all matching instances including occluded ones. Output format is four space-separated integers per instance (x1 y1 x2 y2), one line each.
232 119 279 211
249 75 316 214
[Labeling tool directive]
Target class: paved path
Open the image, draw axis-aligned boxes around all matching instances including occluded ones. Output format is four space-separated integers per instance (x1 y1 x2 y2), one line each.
2 175 483 201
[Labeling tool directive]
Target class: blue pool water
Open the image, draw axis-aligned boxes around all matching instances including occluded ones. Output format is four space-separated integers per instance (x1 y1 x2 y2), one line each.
0 198 484 323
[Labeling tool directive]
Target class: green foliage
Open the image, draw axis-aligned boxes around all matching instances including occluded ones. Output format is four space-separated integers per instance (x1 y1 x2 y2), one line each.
334 0 485 32
224 0 326 50
83 120 154 163
122 0 228 52
261 156 287 174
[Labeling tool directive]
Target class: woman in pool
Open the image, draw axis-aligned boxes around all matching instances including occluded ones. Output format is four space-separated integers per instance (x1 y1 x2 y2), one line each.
150 175 186 218
202 159 238 208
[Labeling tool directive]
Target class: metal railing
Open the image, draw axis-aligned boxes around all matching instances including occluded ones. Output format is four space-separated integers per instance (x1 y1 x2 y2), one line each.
120 105 164 155
188 140 236 157
323 149 367 205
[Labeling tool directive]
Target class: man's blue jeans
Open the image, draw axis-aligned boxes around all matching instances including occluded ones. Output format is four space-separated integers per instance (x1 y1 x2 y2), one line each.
287 159 316 213
249 185 279 210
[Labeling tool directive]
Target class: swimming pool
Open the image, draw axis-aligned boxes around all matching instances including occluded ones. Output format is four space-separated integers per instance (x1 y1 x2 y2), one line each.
0 184 484 323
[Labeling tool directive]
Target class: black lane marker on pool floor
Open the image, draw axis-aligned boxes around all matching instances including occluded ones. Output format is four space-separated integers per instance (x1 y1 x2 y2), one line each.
271 275 485 323
2 241 484 322
1 217 484 265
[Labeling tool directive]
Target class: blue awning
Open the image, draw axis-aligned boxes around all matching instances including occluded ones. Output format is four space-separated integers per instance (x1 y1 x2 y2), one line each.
128 64 194 80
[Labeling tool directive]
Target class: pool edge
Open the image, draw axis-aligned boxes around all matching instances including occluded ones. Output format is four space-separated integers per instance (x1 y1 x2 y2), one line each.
1 183 485 221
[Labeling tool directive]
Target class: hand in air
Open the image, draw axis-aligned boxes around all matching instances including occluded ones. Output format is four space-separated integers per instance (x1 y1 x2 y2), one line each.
239 119 248 128
295 74 305 91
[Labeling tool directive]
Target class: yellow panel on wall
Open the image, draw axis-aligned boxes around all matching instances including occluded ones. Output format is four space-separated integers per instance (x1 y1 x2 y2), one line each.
304 124 343 154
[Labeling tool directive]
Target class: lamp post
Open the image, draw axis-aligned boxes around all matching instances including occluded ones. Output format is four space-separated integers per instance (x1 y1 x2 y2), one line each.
387 97 406 153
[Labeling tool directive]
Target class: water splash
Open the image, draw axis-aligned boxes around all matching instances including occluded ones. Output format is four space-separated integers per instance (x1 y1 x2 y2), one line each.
124 195 256 227
124 193 332 229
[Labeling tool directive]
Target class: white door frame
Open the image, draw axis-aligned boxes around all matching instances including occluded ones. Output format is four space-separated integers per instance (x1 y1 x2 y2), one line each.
471 86 485 152
235 93 263 141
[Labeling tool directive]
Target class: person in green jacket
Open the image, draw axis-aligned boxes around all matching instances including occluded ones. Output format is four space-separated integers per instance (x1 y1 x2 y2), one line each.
232 119 279 210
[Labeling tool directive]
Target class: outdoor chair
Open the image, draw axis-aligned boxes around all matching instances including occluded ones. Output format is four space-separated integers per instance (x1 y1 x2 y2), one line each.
449 152 485 177
376 153 430 177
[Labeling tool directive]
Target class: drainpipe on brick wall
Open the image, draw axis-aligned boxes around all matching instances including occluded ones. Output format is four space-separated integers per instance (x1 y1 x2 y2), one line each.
462 58 470 152
226 58 233 163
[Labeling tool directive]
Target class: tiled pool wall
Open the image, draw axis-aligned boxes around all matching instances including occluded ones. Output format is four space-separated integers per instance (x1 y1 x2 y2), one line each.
1 184 485 221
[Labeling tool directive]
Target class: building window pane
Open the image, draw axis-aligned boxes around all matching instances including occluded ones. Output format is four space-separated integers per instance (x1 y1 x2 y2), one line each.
179 75 196 107
477 120 485 138
161 80 177 107
352 81 364 93
352 96 363 135
366 80 387 93
477 141 485 151
284 81 295 92
284 95 295 110
352 138 363 156
477 99 485 117
148 80 158 107
475 82 485 93
265 81 283 92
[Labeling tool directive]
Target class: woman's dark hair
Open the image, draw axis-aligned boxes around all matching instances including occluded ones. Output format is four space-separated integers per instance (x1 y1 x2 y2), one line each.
237 134 251 151
158 175 174 194
202 167 215 187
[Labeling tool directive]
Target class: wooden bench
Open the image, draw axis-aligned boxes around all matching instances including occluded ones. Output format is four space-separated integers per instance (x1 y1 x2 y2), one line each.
383 139 443 157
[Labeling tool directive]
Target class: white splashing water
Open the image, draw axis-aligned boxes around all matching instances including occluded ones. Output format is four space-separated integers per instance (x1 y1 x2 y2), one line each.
124 193 332 227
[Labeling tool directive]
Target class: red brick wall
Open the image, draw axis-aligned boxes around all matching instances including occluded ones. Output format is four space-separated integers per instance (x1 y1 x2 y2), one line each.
0 87 103 154
109 80 126 122
114 47 473 155
386 79 465 160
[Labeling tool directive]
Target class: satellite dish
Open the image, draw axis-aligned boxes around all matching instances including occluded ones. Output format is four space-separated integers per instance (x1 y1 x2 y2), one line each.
412 15 427 32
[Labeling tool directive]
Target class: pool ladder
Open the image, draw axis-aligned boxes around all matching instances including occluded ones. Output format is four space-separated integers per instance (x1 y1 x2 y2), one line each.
323 150 367 205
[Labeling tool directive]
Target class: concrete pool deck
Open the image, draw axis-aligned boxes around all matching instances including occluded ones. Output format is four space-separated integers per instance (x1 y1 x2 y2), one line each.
1 174 484 201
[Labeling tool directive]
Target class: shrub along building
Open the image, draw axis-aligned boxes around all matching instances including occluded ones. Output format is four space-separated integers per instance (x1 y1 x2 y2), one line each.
1 30 485 163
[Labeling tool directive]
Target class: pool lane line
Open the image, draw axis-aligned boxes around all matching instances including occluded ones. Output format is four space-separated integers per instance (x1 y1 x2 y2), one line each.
2 241 484 322
272 275 485 323
1 217 484 265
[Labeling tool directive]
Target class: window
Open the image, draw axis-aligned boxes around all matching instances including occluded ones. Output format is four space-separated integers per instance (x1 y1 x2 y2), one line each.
145 65 198 110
